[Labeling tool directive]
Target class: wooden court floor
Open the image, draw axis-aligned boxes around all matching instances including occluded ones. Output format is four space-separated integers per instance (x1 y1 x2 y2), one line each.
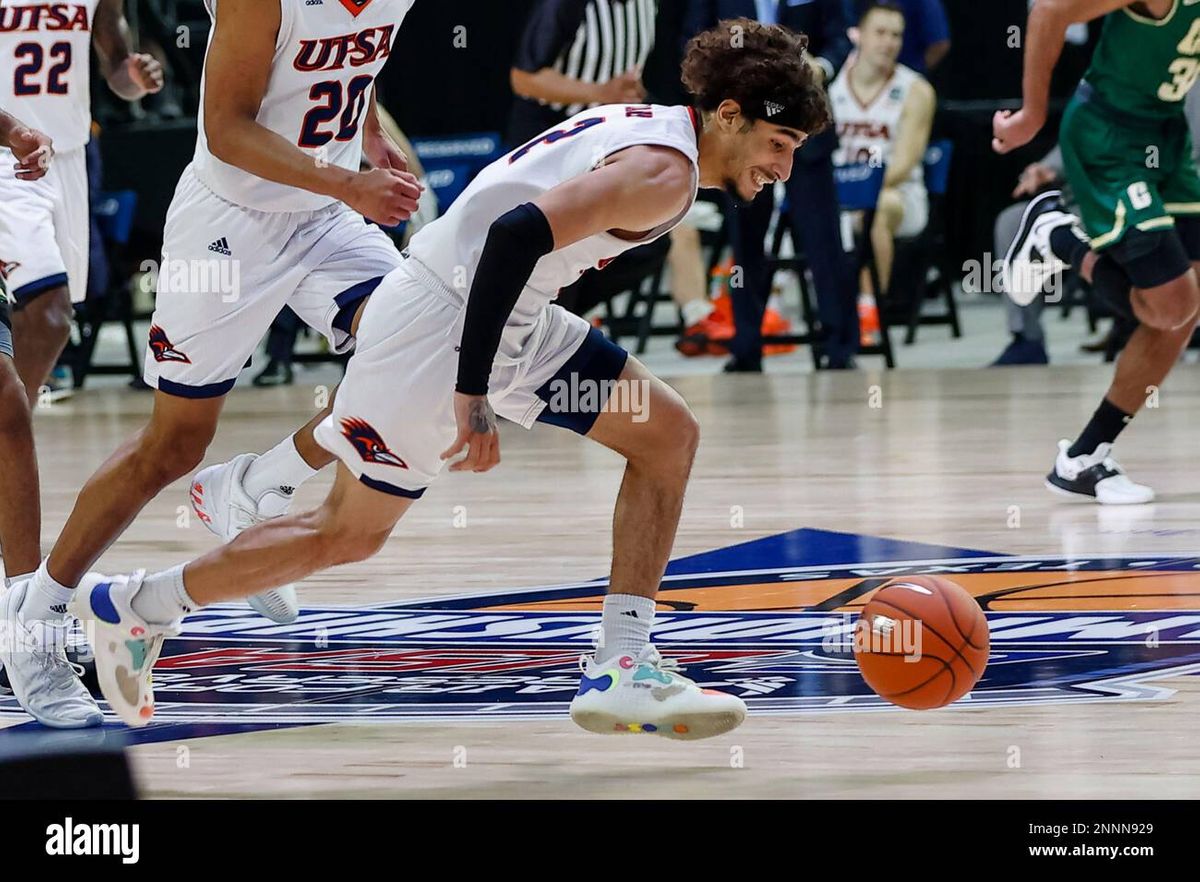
4 364 1200 798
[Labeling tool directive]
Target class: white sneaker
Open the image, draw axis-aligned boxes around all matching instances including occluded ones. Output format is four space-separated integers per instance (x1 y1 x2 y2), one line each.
1002 190 1086 307
569 645 747 740
67 571 180 728
191 453 299 623
1045 439 1155 504
0 579 103 729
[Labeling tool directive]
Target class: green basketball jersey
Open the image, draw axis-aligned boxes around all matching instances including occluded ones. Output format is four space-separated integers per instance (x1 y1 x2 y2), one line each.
1084 0 1200 118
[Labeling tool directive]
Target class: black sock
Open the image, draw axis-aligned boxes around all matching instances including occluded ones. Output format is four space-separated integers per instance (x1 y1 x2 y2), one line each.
1068 398 1133 457
1089 254 1135 321
1049 225 1090 268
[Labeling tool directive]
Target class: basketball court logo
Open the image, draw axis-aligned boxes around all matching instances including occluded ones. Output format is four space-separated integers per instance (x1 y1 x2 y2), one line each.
4 529 1199 743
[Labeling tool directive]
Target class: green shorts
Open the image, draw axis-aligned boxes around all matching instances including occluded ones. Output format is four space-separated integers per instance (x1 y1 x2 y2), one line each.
1059 94 1200 251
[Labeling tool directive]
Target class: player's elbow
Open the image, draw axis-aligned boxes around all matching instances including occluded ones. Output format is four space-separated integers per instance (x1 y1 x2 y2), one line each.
204 116 246 167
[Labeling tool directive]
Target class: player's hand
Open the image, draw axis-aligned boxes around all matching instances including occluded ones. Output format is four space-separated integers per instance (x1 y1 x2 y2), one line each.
8 125 53 181
440 392 500 473
596 68 645 104
363 128 410 173
128 53 164 95
1013 162 1058 198
992 107 1045 154
345 167 423 226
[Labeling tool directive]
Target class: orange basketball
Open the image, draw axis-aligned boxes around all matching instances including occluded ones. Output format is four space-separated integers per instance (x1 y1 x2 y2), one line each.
853 576 989 710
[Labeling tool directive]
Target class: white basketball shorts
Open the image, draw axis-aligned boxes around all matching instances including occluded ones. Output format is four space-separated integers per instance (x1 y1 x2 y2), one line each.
313 256 629 498
0 145 89 305
144 164 403 397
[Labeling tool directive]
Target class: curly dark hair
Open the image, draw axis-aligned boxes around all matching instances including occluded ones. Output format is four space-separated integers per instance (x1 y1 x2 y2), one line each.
681 19 831 136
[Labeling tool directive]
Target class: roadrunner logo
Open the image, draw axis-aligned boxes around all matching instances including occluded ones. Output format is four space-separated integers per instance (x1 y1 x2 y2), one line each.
147 325 190 364
6 532 1200 744
341 417 407 467
0 259 19 280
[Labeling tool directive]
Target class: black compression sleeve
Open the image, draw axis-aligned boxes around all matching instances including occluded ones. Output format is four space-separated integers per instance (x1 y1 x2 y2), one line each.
455 202 556 395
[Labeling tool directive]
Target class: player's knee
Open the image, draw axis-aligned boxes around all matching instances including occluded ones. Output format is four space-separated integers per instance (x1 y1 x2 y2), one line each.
138 425 213 484
22 288 73 342
1136 277 1200 331
315 521 390 567
634 399 700 469
0 369 31 433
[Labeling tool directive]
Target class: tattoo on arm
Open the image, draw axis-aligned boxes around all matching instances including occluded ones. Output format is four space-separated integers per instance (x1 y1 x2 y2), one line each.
468 400 495 435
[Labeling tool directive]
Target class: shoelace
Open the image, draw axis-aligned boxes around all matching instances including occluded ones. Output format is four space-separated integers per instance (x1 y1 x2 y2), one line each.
577 646 684 675
36 644 88 694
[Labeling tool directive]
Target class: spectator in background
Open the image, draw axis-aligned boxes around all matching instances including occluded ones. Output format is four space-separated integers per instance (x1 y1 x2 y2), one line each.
684 0 858 370
847 0 949 74
990 150 1062 366
507 0 658 147
830 2 934 299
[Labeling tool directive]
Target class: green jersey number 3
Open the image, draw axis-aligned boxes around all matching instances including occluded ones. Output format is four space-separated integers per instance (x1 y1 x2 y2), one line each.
1158 18 1200 102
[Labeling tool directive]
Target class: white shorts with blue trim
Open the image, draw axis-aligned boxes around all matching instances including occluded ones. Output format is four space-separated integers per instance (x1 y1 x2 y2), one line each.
0 145 88 304
313 256 628 499
143 165 403 398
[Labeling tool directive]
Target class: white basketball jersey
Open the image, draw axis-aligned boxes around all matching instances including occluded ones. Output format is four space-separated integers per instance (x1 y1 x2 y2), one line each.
0 1 100 151
407 104 700 341
829 59 924 190
192 0 414 213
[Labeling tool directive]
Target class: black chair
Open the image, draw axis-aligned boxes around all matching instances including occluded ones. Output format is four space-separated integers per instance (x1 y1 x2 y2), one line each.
830 162 895 368
70 190 144 388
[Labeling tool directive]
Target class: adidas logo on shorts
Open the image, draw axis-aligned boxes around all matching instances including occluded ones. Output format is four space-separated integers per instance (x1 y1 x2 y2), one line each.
208 237 232 256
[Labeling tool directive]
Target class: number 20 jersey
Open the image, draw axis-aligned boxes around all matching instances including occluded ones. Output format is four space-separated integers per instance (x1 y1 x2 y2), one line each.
0 1 100 151
192 0 414 213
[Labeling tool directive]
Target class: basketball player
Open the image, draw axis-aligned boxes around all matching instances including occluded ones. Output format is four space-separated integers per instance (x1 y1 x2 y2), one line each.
69 19 829 737
0 0 164 402
829 1 934 291
994 0 1200 504
0 108 52 583
1 0 421 729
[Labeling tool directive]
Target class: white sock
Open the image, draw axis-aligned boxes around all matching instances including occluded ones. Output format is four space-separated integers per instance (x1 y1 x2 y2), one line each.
131 564 198 626
596 593 655 663
19 560 74 625
242 435 318 515
680 299 713 326
4 570 35 589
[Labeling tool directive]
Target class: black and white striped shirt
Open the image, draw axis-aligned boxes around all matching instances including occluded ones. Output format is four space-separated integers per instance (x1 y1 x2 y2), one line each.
509 0 658 144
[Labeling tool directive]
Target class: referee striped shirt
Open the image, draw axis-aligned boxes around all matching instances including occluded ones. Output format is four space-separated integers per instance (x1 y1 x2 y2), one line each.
509 0 658 144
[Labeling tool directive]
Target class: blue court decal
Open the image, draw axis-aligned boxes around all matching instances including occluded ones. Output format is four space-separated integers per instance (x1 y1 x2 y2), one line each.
2 529 1199 744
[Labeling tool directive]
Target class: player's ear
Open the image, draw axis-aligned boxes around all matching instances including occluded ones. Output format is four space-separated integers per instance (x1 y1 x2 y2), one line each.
716 99 743 132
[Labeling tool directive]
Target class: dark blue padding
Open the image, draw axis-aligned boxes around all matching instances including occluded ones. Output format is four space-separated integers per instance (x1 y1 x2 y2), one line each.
12 273 69 304
155 376 237 399
333 275 386 334
359 473 426 499
534 326 629 435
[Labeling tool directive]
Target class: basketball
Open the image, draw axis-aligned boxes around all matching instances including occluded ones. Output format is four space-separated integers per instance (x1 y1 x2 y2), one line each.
854 576 990 710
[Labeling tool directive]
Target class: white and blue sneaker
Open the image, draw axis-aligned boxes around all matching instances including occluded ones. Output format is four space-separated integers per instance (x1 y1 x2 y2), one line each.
190 453 299 623
68 571 180 728
569 644 746 740
0 578 103 729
